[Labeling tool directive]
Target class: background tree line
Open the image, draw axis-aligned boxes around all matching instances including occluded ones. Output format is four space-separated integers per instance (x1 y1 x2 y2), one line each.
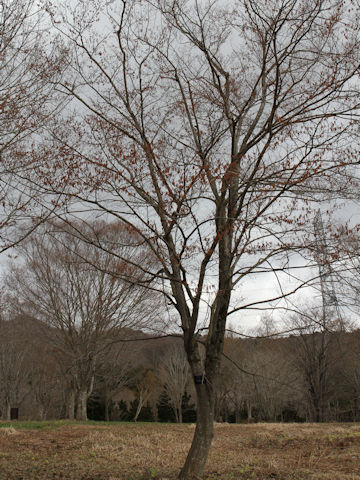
1 305 360 424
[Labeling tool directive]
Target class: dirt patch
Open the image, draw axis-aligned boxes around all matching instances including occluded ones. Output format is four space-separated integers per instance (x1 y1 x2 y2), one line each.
0 422 359 479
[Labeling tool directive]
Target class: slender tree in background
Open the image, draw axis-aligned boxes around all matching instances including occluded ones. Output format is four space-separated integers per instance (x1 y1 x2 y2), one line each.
159 344 190 423
42 0 360 477
8 221 163 420
0 0 66 253
133 369 161 422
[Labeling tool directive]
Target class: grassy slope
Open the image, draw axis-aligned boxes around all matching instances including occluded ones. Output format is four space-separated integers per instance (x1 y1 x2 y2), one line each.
0 421 359 479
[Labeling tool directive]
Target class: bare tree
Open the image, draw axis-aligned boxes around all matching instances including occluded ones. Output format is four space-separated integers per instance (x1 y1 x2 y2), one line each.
44 0 360 476
158 344 190 423
8 221 163 420
133 369 161 422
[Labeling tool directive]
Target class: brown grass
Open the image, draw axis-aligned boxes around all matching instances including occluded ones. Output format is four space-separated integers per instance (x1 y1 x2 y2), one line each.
0 421 359 479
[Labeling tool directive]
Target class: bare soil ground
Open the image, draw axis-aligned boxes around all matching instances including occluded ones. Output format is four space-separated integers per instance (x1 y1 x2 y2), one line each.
0 421 359 479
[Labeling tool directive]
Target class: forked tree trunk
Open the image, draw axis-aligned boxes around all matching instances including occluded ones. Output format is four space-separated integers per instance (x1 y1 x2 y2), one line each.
176 225 231 479
178 299 229 478
179 383 214 479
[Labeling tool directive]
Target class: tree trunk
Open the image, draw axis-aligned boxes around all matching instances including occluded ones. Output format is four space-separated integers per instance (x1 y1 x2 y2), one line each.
133 394 143 422
247 401 253 421
76 389 88 421
177 229 231 479
38 405 47 421
104 389 110 422
67 389 75 420
3 400 11 421
173 400 182 424
179 383 214 480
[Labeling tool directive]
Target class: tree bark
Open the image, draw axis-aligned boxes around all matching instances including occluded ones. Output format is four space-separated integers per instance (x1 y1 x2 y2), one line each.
179 383 214 480
178 275 229 478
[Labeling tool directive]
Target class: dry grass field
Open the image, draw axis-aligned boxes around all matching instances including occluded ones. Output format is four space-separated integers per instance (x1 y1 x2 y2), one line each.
0 421 359 480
